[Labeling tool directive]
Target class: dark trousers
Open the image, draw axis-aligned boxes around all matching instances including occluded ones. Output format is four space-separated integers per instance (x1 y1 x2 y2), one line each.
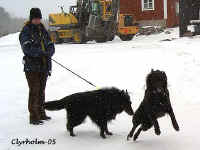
25 72 48 121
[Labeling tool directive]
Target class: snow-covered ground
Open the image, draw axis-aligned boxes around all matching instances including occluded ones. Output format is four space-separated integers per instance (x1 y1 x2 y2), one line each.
0 28 200 150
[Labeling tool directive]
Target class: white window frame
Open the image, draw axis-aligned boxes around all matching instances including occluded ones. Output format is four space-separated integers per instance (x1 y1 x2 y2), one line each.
142 0 155 11
164 0 168 19
176 2 179 16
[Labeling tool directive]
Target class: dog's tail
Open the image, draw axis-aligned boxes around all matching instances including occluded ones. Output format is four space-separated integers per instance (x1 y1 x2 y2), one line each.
44 98 66 111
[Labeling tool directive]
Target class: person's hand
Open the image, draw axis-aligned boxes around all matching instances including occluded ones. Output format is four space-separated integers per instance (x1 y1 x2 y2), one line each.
37 50 47 57
43 51 51 57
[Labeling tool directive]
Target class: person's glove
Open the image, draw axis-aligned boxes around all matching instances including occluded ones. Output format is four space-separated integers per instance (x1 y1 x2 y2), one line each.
42 51 51 57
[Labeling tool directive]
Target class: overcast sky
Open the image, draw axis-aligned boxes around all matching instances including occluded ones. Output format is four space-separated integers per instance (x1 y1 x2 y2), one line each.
0 0 76 18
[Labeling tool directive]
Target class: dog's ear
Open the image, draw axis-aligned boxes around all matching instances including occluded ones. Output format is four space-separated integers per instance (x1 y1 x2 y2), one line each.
162 71 166 75
151 69 154 72
125 89 128 95
162 71 168 84
121 90 127 96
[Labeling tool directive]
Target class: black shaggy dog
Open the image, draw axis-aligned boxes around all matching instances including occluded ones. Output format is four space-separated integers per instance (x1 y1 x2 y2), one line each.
44 87 134 139
127 69 179 141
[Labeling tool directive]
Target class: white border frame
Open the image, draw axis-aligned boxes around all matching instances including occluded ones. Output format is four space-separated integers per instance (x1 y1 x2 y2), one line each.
141 0 155 11
164 0 168 19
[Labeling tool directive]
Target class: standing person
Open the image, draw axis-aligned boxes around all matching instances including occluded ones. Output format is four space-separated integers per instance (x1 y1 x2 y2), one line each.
19 8 55 125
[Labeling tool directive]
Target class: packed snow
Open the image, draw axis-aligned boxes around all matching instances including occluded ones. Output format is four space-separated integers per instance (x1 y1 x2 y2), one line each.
0 28 200 150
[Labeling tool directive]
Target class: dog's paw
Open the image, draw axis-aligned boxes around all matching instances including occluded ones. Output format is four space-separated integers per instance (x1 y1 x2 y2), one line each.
155 129 161 135
100 133 106 139
127 134 132 141
174 125 180 131
106 131 113 136
70 133 76 137
133 135 138 141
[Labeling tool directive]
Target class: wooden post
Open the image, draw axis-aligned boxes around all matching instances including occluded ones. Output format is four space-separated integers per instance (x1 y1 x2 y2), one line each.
179 0 193 37
179 0 187 37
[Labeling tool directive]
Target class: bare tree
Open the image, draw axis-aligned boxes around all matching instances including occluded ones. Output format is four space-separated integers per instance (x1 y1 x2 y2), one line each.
0 7 50 37
0 7 25 37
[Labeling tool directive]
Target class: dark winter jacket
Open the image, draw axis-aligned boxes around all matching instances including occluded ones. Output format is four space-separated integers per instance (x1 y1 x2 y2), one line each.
19 22 55 75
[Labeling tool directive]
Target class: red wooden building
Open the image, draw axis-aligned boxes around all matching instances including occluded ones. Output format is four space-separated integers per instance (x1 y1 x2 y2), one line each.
120 0 180 27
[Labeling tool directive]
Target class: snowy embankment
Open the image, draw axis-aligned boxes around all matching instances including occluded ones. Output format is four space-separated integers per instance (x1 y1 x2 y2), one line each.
0 28 200 150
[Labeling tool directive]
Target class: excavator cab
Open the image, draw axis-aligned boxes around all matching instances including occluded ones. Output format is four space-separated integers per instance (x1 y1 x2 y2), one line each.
88 0 102 30
91 1 101 16
86 0 118 42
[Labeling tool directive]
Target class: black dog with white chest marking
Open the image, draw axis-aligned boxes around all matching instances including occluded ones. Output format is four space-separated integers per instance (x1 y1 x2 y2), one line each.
45 87 134 139
127 69 179 141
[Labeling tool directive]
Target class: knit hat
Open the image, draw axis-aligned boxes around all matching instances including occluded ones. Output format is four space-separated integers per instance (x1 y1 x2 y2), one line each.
29 8 42 21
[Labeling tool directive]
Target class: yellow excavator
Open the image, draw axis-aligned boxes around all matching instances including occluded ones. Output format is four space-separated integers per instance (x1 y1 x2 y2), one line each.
118 13 139 41
48 0 139 43
48 6 80 43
